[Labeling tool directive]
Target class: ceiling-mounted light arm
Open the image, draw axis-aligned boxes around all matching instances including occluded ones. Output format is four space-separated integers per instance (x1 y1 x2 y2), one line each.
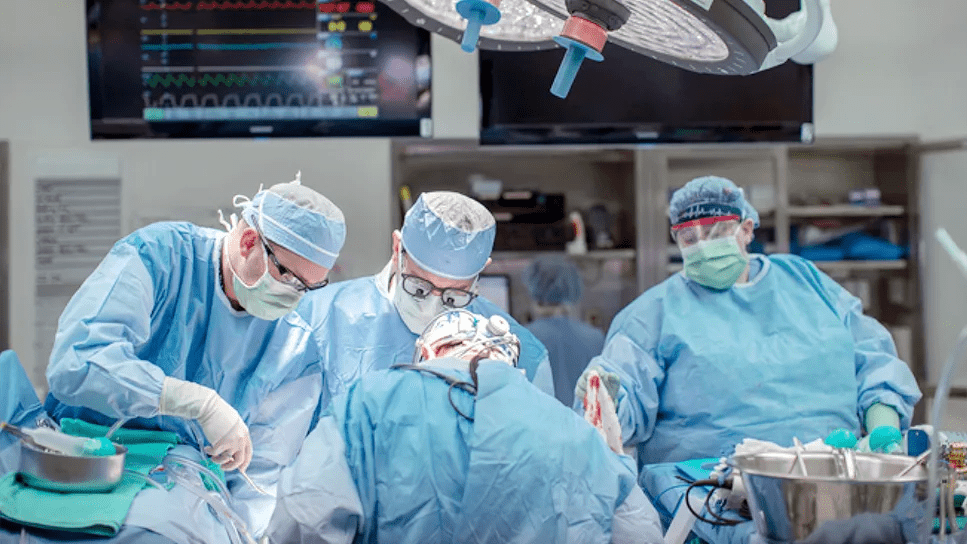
758 0 826 71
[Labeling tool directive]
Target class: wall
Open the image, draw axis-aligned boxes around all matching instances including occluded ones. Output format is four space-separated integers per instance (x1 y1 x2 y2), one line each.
1 0 966 390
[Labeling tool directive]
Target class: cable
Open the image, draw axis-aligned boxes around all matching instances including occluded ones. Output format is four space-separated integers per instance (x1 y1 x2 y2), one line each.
682 478 748 527
391 364 477 421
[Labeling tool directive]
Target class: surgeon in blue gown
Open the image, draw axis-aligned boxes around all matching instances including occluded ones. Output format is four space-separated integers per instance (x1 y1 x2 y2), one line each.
297 191 553 408
575 176 922 543
523 254 605 404
265 309 663 544
41 174 346 540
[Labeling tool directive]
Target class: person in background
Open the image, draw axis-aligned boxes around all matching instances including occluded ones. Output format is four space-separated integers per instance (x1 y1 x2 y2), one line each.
297 191 553 407
576 175 921 465
523 254 605 404
43 174 346 539
265 309 663 544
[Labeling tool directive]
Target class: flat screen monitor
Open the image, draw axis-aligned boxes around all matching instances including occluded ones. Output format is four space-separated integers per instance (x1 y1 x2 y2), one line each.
479 2 811 145
86 0 431 139
477 274 511 314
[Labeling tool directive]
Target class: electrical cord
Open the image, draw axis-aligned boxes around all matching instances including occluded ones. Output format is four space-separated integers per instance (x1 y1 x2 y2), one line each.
682 478 750 527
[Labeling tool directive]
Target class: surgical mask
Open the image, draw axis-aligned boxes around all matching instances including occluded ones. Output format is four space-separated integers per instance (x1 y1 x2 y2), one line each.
228 242 303 321
681 234 749 290
392 255 447 334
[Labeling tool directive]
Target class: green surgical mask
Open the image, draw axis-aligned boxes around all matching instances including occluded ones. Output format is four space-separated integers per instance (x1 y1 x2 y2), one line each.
681 235 749 290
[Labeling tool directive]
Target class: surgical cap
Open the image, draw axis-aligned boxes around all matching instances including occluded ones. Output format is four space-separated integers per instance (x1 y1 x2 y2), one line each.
668 176 760 228
401 191 496 280
523 255 582 305
239 176 346 269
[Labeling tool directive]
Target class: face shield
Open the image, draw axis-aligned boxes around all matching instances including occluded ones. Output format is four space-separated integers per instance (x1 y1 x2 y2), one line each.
671 215 742 249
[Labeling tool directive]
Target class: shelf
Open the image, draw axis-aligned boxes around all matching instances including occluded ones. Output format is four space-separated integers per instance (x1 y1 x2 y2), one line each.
787 205 906 218
666 259 907 274
493 249 636 261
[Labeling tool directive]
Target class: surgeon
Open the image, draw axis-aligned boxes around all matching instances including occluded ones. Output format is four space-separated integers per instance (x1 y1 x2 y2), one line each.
43 173 346 538
298 190 553 406
523 254 605 404
576 175 922 466
265 309 663 544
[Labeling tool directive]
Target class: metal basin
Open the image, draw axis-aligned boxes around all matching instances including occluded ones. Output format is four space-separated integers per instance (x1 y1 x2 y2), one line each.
732 451 931 544
18 439 127 493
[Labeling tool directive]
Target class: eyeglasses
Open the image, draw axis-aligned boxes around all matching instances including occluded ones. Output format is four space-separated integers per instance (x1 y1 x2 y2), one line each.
671 216 741 248
254 227 328 292
400 274 476 308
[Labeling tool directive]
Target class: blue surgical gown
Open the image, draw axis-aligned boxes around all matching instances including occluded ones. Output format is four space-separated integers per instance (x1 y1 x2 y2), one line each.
42 222 325 537
295 261 554 407
584 254 922 467
267 359 650 544
526 316 605 404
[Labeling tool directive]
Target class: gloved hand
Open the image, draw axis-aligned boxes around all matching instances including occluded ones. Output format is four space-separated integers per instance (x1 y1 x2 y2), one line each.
159 377 253 471
858 426 903 454
575 366 620 404
824 428 858 449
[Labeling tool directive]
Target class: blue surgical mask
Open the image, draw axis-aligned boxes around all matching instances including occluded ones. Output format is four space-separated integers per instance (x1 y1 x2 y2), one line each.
681 235 749 290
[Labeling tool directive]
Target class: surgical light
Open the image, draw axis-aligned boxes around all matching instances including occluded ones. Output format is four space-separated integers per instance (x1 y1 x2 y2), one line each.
379 0 564 51
527 0 835 76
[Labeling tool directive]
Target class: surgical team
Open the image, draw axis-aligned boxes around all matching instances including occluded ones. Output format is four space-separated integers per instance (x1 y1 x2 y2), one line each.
0 172 920 544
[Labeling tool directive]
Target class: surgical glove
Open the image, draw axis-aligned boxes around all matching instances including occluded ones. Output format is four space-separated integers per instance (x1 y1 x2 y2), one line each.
158 377 253 471
575 366 620 404
824 428 858 449
865 426 903 454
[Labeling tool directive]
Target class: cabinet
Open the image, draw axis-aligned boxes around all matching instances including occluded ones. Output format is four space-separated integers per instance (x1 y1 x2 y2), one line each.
391 137 927 405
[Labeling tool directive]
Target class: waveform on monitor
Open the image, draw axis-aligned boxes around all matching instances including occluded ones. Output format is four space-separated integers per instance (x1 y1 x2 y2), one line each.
144 90 376 108
145 73 315 88
196 0 316 9
140 2 193 10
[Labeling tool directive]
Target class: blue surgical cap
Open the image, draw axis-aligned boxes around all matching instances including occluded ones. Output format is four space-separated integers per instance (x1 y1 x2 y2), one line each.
523 255 582 306
669 176 760 228
239 177 346 269
401 191 496 280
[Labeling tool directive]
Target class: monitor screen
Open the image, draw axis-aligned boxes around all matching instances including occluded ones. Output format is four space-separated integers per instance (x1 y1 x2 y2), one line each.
479 3 812 145
477 274 511 314
86 0 431 139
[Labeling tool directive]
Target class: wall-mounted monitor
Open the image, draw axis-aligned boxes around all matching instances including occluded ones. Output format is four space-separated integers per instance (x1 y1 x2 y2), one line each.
87 0 431 139
479 2 811 145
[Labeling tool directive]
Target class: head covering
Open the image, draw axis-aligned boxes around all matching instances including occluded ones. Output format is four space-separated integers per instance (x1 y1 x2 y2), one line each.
235 172 346 269
668 176 760 228
523 255 583 306
400 191 496 280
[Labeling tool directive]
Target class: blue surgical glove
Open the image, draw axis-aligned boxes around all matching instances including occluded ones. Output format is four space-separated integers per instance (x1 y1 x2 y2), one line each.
575 366 620 404
866 426 903 454
824 428 858 449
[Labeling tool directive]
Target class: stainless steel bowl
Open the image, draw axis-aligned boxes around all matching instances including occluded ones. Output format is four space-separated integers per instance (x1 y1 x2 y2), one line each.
18 439 128 493
732 451 931 544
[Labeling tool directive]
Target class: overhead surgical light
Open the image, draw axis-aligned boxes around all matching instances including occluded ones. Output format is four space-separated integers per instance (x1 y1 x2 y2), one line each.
380 0 564 51
525 0 837 76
